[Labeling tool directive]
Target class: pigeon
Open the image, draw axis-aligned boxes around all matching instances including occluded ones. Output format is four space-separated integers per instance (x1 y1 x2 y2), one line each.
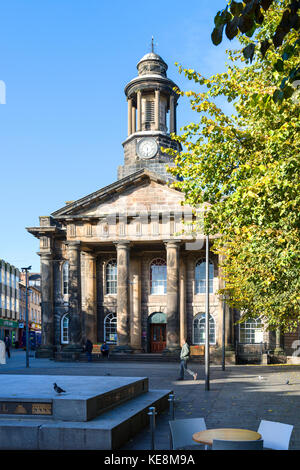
285 380 290 385
53 382 66 393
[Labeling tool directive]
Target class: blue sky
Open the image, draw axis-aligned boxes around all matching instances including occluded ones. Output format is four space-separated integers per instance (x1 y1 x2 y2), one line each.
0 0 236 272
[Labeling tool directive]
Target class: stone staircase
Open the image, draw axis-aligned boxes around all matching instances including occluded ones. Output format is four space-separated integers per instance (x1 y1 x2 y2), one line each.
79 353 205 363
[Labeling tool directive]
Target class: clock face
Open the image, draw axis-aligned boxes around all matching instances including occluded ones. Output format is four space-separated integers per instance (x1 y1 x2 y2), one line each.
137 138 158 159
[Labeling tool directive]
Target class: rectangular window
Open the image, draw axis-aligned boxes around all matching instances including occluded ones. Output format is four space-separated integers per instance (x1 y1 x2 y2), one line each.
145 100 155 123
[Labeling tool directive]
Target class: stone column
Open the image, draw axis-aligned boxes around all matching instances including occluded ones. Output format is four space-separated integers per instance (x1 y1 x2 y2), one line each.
130 256 142 352
127 98 132 136
155 89 160 131
115 241 131 351
82 252 97 344
170 95 175 134
137 90 142 131
65 241 82 352
165 240 181 353
218 254 233 348
179 257 187 344
131 106 136 133
275 328 284 353
38 251 54 357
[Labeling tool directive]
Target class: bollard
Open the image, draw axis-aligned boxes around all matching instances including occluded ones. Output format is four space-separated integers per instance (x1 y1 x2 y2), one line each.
147 406 157 450
168 393 175 420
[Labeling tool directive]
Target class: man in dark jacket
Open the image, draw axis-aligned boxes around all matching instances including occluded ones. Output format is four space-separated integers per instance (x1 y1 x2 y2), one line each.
100 341 110 359
85 338 93 362
4 335 11 359
177 338 197 381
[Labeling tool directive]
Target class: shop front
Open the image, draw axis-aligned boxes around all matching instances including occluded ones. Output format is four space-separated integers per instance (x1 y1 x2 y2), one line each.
21 322 42 350
0 318 19 346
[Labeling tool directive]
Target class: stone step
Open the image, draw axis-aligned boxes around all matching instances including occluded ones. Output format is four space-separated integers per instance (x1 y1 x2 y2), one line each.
0 389 171 450
78 353 205 363
0 375 148 422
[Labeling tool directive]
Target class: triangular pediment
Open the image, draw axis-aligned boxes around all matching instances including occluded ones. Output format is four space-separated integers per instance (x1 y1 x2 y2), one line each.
51 169 187 220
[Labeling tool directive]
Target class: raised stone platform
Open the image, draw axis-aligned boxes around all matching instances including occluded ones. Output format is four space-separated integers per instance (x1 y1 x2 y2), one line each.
0 375 171 449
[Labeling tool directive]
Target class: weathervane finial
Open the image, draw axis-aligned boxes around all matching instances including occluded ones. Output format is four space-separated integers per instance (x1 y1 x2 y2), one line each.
151 36 155 53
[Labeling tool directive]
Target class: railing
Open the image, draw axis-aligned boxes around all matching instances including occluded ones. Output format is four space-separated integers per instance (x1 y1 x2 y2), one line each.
236 342 268 363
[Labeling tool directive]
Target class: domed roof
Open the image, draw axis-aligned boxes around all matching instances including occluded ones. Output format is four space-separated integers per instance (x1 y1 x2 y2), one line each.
137 52 167 65
137 51 168 77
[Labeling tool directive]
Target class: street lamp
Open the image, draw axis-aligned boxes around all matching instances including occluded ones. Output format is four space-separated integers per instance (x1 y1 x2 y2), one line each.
222 288 226 372
205 234 210 391
21 266 31 368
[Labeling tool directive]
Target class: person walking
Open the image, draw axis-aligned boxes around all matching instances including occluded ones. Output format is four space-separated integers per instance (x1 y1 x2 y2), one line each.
177 338 197 381
85 338 93 362
4 335 11 359
0 340 6 365
100 341 110 359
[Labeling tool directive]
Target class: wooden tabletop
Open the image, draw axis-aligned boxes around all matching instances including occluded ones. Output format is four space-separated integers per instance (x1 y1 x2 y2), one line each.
193 428 262 446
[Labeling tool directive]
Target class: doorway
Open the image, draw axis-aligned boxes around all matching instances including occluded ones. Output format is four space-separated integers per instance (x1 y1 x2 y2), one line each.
149 312 167 353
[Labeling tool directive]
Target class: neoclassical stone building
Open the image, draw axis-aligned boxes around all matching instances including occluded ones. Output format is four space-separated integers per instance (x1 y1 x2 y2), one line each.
27 51 284 361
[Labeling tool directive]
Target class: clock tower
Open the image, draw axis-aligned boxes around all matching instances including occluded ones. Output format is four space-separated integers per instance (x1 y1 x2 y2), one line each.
118 51 181 180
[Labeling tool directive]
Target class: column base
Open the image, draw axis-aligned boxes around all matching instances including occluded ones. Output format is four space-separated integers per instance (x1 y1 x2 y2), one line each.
35 345 55 359
162 347 181 357
225 344 235 351
58 344 83 361
111 345 134 354
131 348 144 354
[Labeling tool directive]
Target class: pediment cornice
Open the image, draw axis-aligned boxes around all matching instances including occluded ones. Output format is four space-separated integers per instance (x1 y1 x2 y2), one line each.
51 169 179 220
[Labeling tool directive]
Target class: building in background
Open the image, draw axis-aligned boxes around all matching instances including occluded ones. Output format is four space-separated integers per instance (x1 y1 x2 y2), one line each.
27 51 292 364
19 273 42 349
0 259 20 345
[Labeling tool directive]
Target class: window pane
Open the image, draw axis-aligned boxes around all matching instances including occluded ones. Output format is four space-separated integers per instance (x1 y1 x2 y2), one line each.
150 259 167 295
195 261 214 294
104 313 117 344
106 260 117 294
63 262 69 295
193 314 215 344
240 318 263 344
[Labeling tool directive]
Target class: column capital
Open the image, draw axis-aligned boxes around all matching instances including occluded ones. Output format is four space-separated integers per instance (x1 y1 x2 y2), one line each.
66 240 81 249
114 240 131 249
164 239 182 248
37 251 53 259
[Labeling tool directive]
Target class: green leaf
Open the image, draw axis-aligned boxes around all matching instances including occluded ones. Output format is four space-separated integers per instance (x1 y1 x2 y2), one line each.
273 88 284 103
261 0 274 11
274 59 284 72
239 14 255 34
229 1 244 16
225 16 240 40
211 25 224 45
243 43 255 62
283 85 295 99
260 39 270 58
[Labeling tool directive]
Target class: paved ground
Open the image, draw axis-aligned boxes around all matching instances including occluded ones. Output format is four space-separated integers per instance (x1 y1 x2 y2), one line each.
1 350 300 450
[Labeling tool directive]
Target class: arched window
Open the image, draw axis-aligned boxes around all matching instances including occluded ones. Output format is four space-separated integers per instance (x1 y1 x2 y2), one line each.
104 312 117 344
62 261 69 295
193 314 216 345
61 313 69 344
195 259 214 294
150 258 167 295
106 259 117 294
239 318 263 344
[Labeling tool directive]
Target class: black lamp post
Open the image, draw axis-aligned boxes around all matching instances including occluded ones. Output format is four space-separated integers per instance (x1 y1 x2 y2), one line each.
21 266 31 368
205 234 210 391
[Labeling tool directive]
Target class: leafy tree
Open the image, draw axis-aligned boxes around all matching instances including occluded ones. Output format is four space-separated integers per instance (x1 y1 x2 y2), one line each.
165 1 300 331
212 0 300 102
